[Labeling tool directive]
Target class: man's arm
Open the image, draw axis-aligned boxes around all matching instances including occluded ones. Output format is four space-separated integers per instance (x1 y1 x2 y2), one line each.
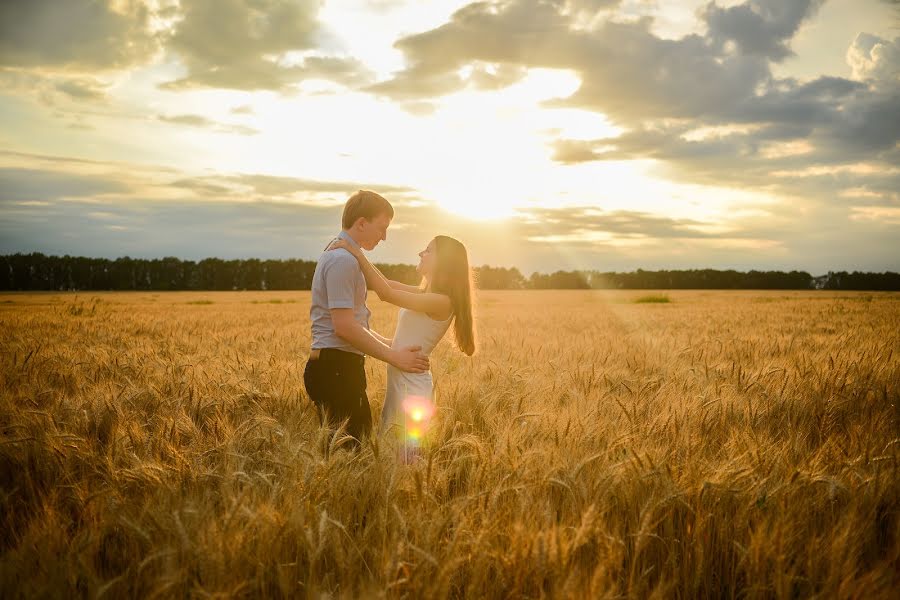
370 330 393 347
332 309 428 373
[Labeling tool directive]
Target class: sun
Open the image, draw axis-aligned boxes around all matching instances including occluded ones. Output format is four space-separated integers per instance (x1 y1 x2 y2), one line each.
417 140 541 221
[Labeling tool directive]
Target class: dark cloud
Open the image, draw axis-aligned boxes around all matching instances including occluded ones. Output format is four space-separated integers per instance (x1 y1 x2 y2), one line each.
161 0 372 91
565 0 621 11
0 157 426 262
369 0 899 193
514 207 719 240
506 203 899 273
0 159 431 263
368 0 572 100
0 167 130 202
0 0 156 70
368 0 890 136
369 1 766 121
0 0 372 94
370 0 854 128
703 0 824 61
167 178 235 198
371 60 528 99
0 195 344 261
550 117 900 207
549 56 900 199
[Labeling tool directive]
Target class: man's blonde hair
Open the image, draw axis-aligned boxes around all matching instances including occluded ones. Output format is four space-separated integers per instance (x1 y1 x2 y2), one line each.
342 190 394 230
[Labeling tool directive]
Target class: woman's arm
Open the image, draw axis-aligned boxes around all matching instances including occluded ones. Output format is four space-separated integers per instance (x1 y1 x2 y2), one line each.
388 280 423 293
330 240 452 318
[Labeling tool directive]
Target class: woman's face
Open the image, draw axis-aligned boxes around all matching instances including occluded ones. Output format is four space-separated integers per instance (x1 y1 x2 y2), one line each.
416 239 437 278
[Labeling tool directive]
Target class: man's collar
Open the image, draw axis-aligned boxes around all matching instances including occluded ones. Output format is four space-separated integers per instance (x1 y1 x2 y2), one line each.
338 230 361 250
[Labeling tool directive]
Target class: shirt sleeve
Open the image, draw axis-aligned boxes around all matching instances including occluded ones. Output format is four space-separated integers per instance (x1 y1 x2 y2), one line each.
323 253 360 309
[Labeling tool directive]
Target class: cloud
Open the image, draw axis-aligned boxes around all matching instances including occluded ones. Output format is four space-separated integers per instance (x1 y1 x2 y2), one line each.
161 0 373 91
0 153 429 262
228 174 415 197
703 0 824 61
367 0 572 100
367 67 465 101
1 153 897 273
367 0 899 190
0 194 346 260
0 153 427 261
0 0 157 70
0 152 417 207
0 0 373 95
53 78 108 101
847 33 900 84
0 69 112 107
0 167 131 202
363 0 896 216
369 1 805 123
514 206 720 241
157 114 259 136
550 119 900 207
169 173 417 202
369 0 875 128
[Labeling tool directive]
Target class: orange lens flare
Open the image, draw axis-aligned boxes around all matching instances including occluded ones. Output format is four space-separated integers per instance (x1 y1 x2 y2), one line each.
401 395 435 445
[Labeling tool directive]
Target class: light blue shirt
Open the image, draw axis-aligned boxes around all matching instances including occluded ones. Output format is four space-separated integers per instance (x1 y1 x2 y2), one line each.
309 230 371 355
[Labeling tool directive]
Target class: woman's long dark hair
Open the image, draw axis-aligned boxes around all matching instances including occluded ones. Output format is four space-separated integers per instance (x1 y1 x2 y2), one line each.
428 236 476 356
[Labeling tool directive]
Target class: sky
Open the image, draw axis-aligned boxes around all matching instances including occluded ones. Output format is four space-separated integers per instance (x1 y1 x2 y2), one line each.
0 0 898 275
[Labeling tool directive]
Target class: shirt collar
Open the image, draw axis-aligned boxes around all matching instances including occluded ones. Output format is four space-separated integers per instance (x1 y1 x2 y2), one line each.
338 230 361 250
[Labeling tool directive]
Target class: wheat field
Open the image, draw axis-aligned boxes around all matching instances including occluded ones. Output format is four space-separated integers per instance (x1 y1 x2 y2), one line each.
0 290 898 598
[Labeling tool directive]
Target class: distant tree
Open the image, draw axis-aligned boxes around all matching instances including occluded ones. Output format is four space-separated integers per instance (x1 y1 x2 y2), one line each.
0 254 895 291
376 263 420 286
236 259 263 290
529 270 590 289
474 265 526 289
823 271 900 291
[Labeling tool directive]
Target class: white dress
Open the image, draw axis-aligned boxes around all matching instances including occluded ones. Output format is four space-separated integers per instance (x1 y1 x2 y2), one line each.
381 307 453 436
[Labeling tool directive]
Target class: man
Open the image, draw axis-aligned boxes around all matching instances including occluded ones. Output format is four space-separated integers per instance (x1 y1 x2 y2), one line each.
303 190 429 445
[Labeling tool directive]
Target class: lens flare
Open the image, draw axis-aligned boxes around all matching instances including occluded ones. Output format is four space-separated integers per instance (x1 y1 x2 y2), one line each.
401 395 435 449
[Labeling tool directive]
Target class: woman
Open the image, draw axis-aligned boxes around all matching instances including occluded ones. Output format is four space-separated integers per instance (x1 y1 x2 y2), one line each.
328 235 476 448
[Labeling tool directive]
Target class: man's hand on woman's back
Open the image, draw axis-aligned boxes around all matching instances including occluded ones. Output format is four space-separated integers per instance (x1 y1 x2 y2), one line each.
391 345 430 373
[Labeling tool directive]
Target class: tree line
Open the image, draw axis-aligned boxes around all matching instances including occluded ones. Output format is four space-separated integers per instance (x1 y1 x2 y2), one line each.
1 253 898 291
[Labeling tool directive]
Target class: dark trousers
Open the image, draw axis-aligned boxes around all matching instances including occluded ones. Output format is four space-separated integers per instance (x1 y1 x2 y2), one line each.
303 348 372 443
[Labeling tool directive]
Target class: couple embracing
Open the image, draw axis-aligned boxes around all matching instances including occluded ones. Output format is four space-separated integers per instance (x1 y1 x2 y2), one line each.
303 190 476 451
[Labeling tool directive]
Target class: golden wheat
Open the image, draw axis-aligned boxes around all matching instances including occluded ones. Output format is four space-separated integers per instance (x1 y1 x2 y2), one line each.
0 290 898 598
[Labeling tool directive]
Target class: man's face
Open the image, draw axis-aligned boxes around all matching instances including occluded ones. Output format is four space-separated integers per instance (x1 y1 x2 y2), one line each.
360 213 391 251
